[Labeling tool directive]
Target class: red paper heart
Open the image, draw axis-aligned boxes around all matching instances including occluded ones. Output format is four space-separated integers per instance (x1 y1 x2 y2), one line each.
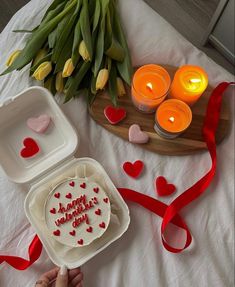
80 183 86 189
103 198 109 203
123 160 144 178
66 193 72 199
69 230 76 236
95 209 101 216
99 222 106 229
54 193 60 199
53 230 60 236
50 208 56 214
77 239 84 245
93 187 99 193
69 181 75 187
20 138 40 158
86 226 93 233
104 105 127 125
155 176 176 197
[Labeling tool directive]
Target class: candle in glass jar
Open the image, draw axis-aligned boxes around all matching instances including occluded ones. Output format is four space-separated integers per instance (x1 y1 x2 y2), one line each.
131 64 171 113
154 99 192 139
170 65 208 106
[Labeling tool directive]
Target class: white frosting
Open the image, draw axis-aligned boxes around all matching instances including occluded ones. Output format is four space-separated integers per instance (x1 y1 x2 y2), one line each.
45 178 111 247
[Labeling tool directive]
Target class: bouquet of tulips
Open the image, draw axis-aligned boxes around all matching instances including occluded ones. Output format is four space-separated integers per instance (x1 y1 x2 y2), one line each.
1 0 133 105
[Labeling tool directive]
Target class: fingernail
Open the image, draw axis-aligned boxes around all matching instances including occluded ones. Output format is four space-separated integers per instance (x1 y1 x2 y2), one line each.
60 265 67 275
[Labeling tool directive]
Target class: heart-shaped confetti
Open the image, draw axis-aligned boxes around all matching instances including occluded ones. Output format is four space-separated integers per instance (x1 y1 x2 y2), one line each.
53 230 60 236
77 239 84 245
50 208 56 214
123 160 144 178
155 176 176 197
103 198 109 203
69 230 76 236
27 114 51 134
54 193 60 199
80 183 86 189
95 209 101 216
86 226 93 233
69 181 75 187
20 138 40 158
99 222 106 229
104 105 127 125
129 124 149 144
93 187 99 193
66 193 72 199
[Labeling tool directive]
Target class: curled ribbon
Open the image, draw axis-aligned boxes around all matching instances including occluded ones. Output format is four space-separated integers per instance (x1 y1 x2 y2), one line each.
0 82 233 269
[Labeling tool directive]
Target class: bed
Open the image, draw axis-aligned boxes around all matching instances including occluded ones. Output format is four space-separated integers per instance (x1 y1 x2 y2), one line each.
0 0 234 286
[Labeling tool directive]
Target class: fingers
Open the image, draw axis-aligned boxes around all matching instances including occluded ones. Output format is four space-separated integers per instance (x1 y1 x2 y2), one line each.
69 272 83 287
39 267 59 284
68 267 81 280
55 266 69 287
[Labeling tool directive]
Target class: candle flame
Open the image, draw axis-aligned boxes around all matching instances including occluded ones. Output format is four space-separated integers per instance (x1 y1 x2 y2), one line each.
189 78 201 83
168 117 175 123
146 82 153 91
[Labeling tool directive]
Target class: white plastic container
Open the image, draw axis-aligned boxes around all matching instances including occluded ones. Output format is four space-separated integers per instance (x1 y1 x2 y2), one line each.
0 87 130 268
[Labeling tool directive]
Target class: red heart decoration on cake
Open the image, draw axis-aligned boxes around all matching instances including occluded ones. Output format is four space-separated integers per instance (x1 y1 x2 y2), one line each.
93 187 99 193
155 176 176 197
80 183 86 189
86 226 93 233
123 160 144 178
20 138 40 158
77 239 84 245
103 198 109 203
50 208 56 214
104 105 127 125
54 193 60 199
69 181 75 187
53 230 60 236
66 193 72 199
69 230 76 236
95 209 101 216
99 222 106 229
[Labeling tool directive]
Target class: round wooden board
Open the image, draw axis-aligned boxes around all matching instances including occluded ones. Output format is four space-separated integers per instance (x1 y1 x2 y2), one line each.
89 65 230 155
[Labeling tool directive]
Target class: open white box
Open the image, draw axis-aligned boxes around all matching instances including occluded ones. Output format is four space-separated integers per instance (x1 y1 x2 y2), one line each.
0 87 130 268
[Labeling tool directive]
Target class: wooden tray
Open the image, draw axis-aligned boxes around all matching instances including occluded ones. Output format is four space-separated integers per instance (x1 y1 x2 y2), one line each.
89 65 230 155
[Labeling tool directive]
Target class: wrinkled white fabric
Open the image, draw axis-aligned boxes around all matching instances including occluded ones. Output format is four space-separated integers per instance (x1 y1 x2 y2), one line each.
0 0 234 286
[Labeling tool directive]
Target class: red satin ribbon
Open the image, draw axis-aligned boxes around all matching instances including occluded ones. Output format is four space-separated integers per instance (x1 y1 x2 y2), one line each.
0 82 233 269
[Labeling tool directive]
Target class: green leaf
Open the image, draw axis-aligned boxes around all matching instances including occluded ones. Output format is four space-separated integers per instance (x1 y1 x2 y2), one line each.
41 0 67 23
40 1 67 26
72 21 82 66
105 37 125 62
44 73 56 96
80 0 93 60
104 6 112 50
88 0 96 18
30 52 53 75
92 0 101 33
13 28 38 33
64 61 91 102
0 0 77 75
108 62 118 106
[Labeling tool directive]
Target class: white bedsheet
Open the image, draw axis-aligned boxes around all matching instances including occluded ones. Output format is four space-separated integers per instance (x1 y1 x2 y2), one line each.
0 0 234 286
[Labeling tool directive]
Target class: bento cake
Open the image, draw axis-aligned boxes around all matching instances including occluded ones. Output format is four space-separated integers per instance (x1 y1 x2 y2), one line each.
45 178 111 247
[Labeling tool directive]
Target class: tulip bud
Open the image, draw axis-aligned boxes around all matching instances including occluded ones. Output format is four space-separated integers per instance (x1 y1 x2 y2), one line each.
33 49 47 66
96 69 109 91
62 58 75 78
117 77 126 97
79 40 91 62
55 72 64 93
6 50 21 67
32 61 52 81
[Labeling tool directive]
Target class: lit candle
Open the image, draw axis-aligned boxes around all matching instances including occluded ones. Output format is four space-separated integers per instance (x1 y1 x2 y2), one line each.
170 65 208 106
131 64 171 113
154 99 192 139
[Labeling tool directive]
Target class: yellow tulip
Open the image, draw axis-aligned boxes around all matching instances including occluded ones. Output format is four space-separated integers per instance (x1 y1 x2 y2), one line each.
6 50 21 67
33 49 47 66
96 69 109 91
79 40 91 62
55 72 64 93
62 58 75 78
32 61 52 81
117 77 126 97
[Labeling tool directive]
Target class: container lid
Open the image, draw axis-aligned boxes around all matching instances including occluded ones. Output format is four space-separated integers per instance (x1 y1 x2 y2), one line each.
0 87 79 184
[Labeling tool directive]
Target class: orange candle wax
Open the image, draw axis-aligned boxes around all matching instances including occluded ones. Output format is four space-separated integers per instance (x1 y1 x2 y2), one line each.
155 99 192 139
132 64 171 113
170 65 208 106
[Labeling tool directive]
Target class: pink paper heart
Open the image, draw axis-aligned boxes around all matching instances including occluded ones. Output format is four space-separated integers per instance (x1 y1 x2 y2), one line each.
27 114 51 134
129 124 149 144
